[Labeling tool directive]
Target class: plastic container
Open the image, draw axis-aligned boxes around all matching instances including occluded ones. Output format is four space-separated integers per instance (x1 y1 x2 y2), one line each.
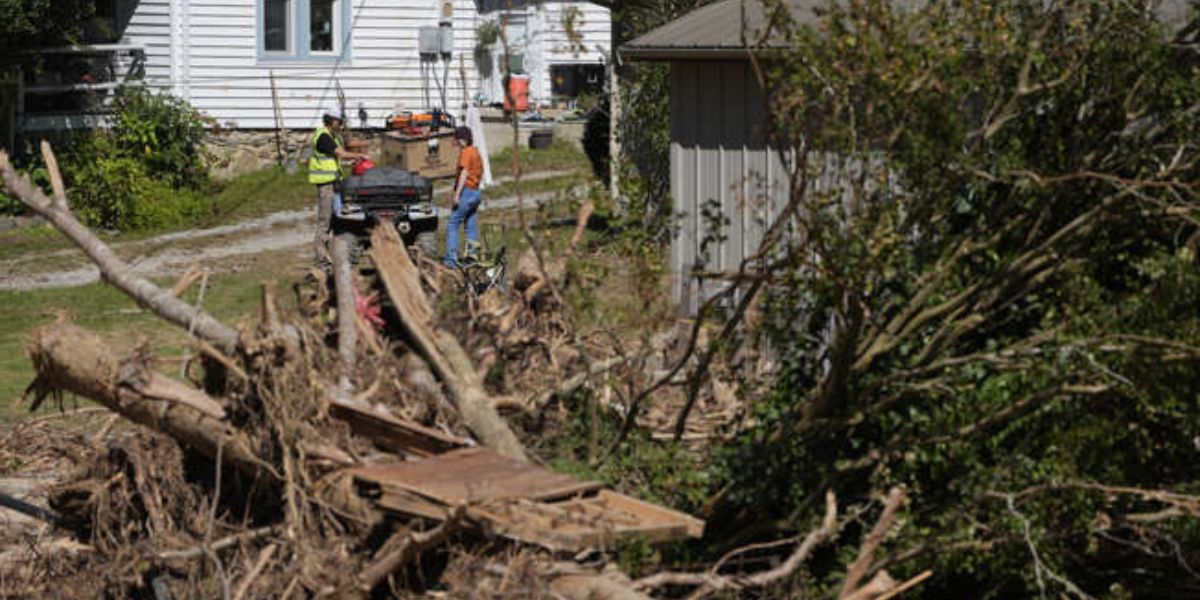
529 129 553 150
504 75 530 112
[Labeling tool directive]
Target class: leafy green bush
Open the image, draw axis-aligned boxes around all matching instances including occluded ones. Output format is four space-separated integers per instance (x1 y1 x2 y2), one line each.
108 87 212 189
68 145 208 231
57 87 215 231
0 192 21 216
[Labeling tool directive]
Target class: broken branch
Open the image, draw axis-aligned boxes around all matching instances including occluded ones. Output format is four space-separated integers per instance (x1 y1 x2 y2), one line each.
0 149 241 354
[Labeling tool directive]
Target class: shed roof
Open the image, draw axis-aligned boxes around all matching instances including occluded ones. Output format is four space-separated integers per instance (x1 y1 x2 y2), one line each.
622 0 820 59
622 0 1194 60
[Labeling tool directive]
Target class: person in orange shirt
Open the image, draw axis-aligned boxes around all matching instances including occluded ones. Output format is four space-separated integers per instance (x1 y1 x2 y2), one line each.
445 126 484 267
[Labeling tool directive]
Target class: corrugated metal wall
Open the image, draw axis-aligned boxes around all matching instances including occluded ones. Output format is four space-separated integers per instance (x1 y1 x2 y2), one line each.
669 60 789 316
120 0 609 130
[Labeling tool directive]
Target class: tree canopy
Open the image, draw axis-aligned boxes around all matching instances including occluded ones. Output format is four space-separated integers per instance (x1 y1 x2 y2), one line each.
686 1 1200 597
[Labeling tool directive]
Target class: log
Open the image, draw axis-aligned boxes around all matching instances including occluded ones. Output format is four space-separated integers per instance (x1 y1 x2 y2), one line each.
27 321 269 483
0 149 240 354
369 225 528 462
331 233 358 396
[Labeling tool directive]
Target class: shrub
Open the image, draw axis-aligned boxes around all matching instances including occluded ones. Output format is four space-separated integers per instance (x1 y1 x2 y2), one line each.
108 87 213 189
55 86 215 231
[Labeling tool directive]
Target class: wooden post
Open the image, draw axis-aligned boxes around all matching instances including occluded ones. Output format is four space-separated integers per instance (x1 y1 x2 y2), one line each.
331 233 357 396
269 70 285 168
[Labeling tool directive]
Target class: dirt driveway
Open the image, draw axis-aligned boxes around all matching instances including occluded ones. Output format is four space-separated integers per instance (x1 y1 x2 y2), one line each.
0 186 571 291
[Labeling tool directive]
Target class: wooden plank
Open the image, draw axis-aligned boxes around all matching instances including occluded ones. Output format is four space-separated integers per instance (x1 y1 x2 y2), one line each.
370 225 529 462
328 398 468 458
350 448 600 504
595 490 706 538
350 450 706 552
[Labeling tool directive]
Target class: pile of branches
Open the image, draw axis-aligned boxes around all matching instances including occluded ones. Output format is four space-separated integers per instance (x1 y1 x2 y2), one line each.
0 144 925 600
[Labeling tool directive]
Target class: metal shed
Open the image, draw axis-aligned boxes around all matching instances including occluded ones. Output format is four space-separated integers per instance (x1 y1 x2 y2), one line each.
622 0 821 316
623 0 1197 316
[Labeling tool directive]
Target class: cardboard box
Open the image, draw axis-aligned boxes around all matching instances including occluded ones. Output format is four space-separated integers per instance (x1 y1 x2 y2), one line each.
379 131 460 179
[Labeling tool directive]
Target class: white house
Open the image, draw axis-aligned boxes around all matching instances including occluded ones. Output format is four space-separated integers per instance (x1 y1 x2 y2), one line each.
17 0 610 133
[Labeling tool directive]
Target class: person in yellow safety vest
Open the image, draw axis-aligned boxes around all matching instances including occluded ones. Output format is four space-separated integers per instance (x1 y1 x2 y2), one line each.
310 106 367 267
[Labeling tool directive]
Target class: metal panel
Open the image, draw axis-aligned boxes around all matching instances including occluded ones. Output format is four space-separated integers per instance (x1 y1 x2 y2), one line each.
675 62 699 316
669 59 789 315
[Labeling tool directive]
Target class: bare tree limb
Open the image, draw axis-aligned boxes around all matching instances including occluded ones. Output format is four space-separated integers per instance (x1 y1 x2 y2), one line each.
357 506 465 592
331 233 357 396
840 488 905 598
634 491 838 597
0 149 241 354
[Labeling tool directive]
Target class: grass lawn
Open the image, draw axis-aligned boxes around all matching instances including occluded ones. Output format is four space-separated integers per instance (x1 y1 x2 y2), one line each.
0 270 287 422
0 168 312 261
490 140 594 175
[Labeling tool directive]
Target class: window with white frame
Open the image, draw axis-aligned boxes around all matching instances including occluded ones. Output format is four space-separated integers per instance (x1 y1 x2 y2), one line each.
259 0 347 61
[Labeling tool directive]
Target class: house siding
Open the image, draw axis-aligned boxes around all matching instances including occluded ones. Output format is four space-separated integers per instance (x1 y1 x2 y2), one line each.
120 0 610 130
533 1 610 99
475 1 611 105
669 60 788 316
123 0 484 130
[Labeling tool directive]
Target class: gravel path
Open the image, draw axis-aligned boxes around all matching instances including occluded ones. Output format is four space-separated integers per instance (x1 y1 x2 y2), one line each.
0 185 572 291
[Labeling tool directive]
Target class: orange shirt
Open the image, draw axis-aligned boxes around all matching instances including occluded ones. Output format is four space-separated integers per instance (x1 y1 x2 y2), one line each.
457 145 483 190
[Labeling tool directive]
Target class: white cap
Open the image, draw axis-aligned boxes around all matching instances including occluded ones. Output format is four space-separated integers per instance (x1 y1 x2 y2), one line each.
323 106 343 120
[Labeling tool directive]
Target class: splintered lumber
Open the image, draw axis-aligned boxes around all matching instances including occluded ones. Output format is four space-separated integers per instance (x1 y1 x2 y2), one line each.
327 398 468 457
369 225 528 462
0 150 240 354
27 321 270 483
349 447 705 552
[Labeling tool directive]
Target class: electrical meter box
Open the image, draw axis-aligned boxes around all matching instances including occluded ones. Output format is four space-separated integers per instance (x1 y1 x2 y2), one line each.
419 26 441 56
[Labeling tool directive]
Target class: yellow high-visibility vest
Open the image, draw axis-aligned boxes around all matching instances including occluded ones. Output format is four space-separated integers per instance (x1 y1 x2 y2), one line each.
308 126 344 184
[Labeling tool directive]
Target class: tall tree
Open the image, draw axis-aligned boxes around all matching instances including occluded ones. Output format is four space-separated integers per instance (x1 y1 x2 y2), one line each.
706 1 1200 597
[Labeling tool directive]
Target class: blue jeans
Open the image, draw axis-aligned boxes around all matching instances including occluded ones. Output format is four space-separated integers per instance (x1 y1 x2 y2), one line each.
444 188 482 267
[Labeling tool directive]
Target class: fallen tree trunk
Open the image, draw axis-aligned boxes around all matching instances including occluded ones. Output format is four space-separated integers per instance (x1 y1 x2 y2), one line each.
369 225 528 462
27 321 269 483
0 148 240 354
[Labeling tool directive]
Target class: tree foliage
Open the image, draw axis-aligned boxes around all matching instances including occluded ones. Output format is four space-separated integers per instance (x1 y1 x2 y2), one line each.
702 1 1200 598
62 87 215 230
0 0 96 56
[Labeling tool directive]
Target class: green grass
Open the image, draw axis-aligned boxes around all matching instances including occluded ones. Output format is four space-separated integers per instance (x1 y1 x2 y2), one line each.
198 167 312 227
0 167 311 260
0 271 281 422
485 173 594 200
490 140 593 175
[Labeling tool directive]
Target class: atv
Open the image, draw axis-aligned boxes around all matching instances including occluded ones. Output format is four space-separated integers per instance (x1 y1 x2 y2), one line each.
334 163 438 259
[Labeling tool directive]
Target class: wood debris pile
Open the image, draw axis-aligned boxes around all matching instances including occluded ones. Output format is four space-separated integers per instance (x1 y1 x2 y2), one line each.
0 146 723 600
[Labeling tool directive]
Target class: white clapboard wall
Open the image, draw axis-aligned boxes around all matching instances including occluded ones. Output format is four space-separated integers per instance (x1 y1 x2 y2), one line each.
121 0 610 130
